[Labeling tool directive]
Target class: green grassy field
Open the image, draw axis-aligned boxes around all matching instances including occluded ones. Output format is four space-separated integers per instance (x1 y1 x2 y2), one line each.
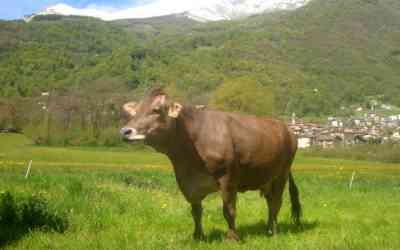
1 134 399 249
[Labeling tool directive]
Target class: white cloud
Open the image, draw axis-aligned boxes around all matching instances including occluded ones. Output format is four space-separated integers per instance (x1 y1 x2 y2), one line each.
38 0 310 21
44 0 217 20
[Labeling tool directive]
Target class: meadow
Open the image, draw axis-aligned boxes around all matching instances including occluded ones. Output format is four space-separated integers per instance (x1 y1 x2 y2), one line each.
1 133 399 250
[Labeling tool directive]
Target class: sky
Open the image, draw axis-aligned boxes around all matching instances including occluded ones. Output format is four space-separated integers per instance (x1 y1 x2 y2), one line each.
0 0 155 20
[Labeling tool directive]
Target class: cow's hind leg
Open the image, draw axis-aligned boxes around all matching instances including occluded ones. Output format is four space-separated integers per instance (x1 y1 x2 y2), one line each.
191 203 205 240
219 176 239 241
222 191 239 241
264 176 288 235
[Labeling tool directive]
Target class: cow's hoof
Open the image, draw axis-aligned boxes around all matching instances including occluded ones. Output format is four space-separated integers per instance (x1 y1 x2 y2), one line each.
267 228 275 236
267 223 278 236
193 232 205 241
226 230 240 241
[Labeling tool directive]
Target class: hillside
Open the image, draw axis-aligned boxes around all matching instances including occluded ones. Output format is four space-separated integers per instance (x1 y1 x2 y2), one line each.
1 0 400 117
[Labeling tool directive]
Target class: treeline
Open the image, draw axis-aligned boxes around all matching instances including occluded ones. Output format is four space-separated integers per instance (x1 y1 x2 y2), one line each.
0 79 133 146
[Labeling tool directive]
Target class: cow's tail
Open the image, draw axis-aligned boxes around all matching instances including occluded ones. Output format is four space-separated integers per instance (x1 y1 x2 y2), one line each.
288 172 302 226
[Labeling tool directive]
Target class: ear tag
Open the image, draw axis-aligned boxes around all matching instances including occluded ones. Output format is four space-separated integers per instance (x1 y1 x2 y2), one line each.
168 102 182 118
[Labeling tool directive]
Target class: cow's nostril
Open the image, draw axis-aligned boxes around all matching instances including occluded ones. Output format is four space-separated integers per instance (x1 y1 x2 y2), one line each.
120 128 132 136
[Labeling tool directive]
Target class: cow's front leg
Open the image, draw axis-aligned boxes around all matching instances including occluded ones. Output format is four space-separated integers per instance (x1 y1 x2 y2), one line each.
191 203 205 240
219 177 239 241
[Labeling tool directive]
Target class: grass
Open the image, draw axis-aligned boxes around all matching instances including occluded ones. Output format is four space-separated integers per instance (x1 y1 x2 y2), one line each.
1 133 400 249
0 133 168 165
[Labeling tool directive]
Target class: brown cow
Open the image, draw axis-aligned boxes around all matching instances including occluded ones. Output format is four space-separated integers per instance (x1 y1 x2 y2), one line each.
120 88 301 241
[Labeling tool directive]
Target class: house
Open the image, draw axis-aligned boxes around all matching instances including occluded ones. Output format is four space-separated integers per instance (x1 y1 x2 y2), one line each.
297 135 315 149
316 134 335 148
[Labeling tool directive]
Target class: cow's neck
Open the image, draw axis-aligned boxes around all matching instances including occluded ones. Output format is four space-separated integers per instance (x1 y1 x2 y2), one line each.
166 107 203 166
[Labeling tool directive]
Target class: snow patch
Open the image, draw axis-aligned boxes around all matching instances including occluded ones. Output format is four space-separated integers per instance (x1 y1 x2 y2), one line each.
25 0 311 22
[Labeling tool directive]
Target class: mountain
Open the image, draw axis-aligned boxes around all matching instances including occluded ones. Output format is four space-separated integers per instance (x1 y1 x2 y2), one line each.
24 0 311 22
185 0 310 21
2 0 400 117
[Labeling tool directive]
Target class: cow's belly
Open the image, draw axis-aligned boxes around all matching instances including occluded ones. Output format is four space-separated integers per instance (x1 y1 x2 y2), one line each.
237 165 283 192
175 170 218 203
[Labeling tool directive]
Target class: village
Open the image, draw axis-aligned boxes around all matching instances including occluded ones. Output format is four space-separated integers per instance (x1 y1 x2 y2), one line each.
289 109 400 148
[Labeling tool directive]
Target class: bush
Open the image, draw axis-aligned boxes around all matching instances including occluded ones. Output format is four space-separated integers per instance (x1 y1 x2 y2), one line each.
209 77 275 117
0 191 68 233
21 195 68 232
0 192 18 225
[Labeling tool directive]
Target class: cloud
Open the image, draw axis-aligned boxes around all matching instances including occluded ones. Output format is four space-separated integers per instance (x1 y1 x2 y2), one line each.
44 0 217 20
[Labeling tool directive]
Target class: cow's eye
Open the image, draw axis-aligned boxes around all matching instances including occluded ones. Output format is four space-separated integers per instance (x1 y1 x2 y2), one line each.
152 107 162 114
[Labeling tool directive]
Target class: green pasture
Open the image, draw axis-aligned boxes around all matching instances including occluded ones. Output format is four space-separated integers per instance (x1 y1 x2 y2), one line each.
1 133 399 249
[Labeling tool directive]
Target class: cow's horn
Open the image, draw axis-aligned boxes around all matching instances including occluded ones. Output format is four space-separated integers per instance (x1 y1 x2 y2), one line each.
123 102 138 117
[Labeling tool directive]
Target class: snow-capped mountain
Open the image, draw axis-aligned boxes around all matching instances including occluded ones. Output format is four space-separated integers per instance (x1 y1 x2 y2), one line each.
24 0 311 22
186 0 310 21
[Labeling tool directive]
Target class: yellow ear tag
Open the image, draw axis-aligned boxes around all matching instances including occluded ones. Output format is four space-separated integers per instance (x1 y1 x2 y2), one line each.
168 102 182 118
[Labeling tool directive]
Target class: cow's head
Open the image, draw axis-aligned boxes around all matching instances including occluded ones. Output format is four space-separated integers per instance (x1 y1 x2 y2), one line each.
120 88 182 144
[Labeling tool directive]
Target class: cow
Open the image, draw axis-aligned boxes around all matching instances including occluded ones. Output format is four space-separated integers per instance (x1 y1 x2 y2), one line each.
120 88 301 241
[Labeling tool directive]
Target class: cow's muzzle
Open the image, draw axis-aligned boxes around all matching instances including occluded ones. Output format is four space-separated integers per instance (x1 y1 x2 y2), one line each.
120 127 146 141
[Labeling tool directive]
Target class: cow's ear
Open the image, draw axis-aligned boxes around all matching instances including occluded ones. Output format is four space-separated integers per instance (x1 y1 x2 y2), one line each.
168 102 182 118
122 102 138 117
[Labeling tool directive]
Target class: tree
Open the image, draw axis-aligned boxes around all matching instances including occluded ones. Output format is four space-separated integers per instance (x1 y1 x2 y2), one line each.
209 78 275 117
165 82 188 103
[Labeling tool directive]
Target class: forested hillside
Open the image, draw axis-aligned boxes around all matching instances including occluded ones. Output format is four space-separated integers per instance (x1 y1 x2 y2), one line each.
1 0 400 118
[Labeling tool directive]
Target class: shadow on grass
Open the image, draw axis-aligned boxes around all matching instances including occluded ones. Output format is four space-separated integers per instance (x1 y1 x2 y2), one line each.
0 192 68 248
205 220 319 243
